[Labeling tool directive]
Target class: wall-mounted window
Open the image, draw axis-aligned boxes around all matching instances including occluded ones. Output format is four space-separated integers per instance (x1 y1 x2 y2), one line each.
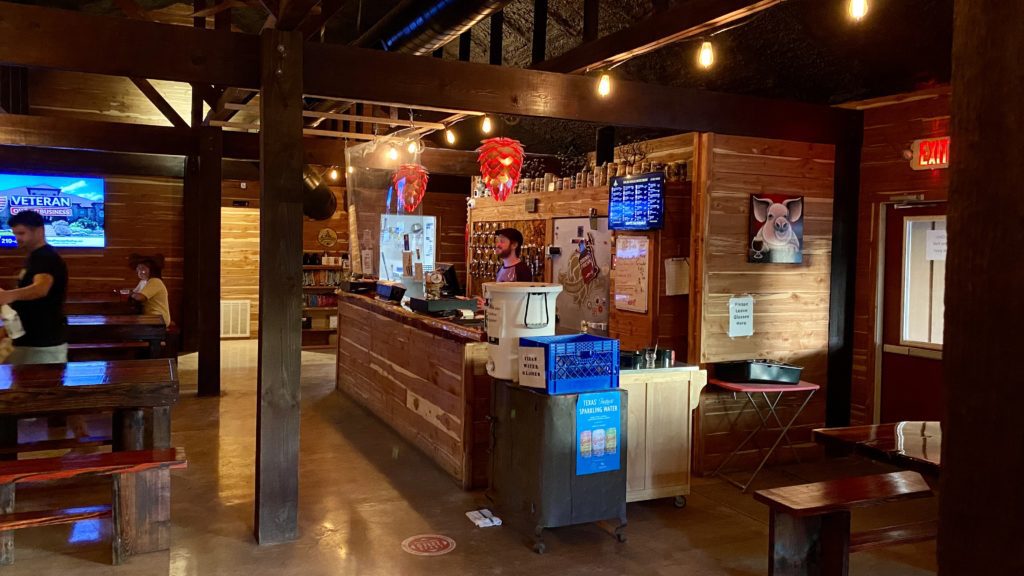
902 216 946 348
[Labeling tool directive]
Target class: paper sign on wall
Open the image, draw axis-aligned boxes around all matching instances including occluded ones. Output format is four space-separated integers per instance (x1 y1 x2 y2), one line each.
728 295 755 338
926 230 947 261
613 236 650 313
665 257 690 296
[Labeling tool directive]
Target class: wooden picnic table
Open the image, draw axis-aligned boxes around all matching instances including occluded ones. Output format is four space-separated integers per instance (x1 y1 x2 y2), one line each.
813 421 942 477
67 314 167 358
0 358 178 453
65 294 140 316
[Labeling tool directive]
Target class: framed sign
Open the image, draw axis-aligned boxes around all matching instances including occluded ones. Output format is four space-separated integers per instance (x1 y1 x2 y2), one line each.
749 195 804 264
910 137 950 170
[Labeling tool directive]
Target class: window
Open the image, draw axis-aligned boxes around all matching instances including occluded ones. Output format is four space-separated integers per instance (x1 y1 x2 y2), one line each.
902 217 946 347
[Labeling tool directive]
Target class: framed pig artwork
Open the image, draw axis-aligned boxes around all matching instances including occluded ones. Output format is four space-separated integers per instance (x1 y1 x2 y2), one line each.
748 195 804 264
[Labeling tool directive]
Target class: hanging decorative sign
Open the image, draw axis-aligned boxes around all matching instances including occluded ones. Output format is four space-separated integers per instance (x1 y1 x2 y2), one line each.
477 137 525 202
910 137 950 170
392 164 429 213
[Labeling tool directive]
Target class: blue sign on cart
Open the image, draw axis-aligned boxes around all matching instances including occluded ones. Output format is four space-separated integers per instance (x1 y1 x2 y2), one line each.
576 391 621 476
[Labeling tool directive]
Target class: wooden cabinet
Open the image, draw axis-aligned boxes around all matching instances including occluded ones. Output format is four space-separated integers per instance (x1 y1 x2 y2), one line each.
620 368 707 503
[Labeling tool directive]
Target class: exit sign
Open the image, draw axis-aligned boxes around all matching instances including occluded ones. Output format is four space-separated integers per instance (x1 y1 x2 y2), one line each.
910 137 950 170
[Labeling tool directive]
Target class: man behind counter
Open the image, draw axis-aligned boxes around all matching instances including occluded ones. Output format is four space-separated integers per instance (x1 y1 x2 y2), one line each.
493 227 532 283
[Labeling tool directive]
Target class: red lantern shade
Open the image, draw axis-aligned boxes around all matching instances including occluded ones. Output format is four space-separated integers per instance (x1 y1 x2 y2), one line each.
477 137 524 202
393 164 429 213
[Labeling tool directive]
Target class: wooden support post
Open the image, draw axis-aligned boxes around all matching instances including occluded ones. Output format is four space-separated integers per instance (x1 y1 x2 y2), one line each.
182 0 206 355
826 113 862 427
0 484 12 565
489 11 504 66
583 0 599 42
768 510 850 576
255 28 304 546
940 1 1024 574
0 67 28 115
459 30 472 62
531 0 548 65
197 126 222 396
596 126 615 166
112 468 172 564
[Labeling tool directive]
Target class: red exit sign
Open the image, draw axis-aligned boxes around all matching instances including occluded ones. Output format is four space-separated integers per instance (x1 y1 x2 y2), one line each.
910 137 950 170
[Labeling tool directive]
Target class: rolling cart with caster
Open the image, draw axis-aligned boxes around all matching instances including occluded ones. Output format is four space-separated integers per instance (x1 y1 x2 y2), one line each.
488 379 628 554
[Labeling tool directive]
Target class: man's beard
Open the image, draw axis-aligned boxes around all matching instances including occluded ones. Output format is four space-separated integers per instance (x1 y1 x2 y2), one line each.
496 247 513 260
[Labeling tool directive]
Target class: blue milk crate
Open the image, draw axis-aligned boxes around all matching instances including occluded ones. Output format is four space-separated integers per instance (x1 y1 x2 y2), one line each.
518 334 620 394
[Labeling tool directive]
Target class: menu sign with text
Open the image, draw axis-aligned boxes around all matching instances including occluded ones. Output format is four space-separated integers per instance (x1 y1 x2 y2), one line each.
609 172 665 230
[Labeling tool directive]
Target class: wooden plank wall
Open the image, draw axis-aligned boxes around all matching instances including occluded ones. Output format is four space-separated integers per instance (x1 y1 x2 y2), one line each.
0 175 184 325
850 90 951 425
28 69 192 127
421 191 469 290
693 133 836 475
221 207 261 335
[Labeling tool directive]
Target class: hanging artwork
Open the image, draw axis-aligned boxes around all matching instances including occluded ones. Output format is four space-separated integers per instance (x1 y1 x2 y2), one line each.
749 195 804 264
392 164 429 213
477 137 525 202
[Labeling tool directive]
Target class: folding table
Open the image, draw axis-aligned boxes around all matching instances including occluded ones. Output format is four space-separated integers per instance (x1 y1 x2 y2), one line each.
709 378 820 492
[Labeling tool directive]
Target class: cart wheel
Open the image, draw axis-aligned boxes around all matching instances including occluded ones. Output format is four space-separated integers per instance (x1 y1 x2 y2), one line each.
533 541 546 554
674 495 688 509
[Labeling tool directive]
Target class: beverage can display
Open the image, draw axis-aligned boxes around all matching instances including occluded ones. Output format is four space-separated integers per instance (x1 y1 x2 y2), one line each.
580 430 593 458
605 427 617 454
593 428 606 457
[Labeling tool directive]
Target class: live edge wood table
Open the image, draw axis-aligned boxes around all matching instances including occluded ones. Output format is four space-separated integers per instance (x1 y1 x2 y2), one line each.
67 314 167 358
335 292 490 489
0 358 179 453
813 421 942 478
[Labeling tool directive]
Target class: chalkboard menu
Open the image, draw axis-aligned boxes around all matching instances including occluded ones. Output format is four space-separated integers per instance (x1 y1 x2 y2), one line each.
608 172 665 230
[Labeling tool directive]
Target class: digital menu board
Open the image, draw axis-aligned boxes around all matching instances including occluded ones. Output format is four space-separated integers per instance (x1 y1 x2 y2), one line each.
608 172 665 230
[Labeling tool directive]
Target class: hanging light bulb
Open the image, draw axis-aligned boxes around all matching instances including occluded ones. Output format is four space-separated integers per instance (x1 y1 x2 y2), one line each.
445 129 456 145
698 41 715 69
347 165 354 174
848 0 868 21
387 145 399 161
481 116 493 134
597 73 611 98
328 167 339 181
407 140 420 154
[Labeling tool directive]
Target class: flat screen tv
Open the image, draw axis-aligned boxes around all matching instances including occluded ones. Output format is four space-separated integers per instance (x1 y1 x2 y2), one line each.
0 173 105 248
608 172 665 231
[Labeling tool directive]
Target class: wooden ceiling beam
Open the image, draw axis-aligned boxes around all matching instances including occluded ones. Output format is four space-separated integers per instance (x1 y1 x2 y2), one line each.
0 2 850 144
130 77 189 129
297 0 342 40
533 0 784 73
274 0 322 31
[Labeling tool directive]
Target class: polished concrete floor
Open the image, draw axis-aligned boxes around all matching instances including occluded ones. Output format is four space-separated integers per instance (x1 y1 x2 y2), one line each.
7 341 937 574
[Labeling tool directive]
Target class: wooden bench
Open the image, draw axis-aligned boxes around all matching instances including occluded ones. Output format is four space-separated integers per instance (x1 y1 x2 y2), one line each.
68 342 149 361
754 471 936 576
0 447 187 565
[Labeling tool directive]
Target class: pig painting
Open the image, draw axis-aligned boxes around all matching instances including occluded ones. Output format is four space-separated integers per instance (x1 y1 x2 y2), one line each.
749 195 804 264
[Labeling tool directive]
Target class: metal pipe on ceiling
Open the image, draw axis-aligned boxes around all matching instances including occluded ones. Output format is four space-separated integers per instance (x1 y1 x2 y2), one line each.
353 0 512 55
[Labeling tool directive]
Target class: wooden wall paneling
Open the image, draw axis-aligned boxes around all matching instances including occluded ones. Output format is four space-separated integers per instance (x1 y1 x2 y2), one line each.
221 207 260 335
420 190 469 289
694 133 836 476
28 70 193 127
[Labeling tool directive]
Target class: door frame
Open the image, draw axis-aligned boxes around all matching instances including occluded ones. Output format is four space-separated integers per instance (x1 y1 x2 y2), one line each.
871 200 947 423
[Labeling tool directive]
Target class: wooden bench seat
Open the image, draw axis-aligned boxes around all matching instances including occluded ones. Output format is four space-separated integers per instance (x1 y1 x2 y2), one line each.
0 447 186 565
68 342 149 362
754 471 935 576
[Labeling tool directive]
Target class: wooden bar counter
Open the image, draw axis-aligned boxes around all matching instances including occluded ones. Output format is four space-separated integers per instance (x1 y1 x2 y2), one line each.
335 291 490 489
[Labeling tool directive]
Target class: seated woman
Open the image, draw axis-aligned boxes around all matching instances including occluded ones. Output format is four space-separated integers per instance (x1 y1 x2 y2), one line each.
129 254 171 326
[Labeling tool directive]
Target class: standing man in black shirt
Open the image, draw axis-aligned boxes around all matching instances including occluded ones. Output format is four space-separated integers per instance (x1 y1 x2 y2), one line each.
494 227 533 283
0 210 69 364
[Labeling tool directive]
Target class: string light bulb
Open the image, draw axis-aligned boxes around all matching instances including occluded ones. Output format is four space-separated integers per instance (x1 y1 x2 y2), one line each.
407 140 420 154
481 116 493 134
387 145 399 161
347 165 354 174
698 41 715 69
445 129 456 145
328 167 339 181
848 0 868 21
597 73 611 98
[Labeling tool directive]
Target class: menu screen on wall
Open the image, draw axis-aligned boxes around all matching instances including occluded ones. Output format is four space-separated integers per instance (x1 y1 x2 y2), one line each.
608 172 665 230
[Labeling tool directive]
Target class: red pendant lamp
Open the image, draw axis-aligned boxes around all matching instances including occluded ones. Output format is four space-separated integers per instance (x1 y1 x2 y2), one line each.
393 164 429 213
477 137 525 202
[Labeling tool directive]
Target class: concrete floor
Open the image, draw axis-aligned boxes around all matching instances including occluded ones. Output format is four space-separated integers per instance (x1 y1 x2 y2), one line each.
6 340 937 574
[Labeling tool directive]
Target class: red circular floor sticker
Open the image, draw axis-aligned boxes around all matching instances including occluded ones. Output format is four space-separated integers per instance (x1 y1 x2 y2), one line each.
401 534 456 556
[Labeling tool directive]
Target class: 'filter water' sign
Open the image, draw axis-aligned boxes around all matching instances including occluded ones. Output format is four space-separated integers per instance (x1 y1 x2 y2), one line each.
576 391 621 476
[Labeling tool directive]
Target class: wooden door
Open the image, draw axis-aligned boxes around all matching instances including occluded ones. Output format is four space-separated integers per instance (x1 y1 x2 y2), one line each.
880 203 946 422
